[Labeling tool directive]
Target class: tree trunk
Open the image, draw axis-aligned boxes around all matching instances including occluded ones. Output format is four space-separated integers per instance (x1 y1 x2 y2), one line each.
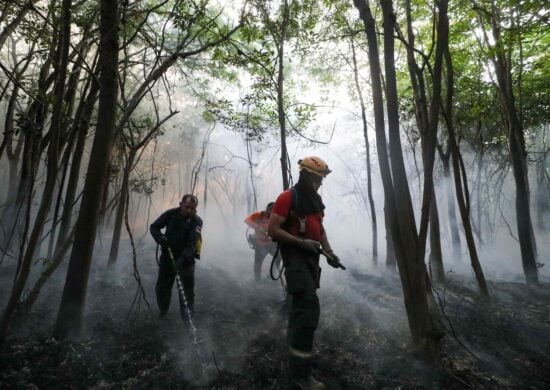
385 207 396 270
1 57 52 240
350 34 378 264
53 0 119 338
277 0 290 190
535 132 548 230
441 155 461 257
473 124 485 246
443 47 489 297
354 0 444 353
508 111 538 284
107 149 135 266
429 191 445 283
452 145 488 297
54 78 100 255
475 0 538 284
0 0 72 342
2 83 22 208
16 227 75 317
245 132 258 213
382 0 444 350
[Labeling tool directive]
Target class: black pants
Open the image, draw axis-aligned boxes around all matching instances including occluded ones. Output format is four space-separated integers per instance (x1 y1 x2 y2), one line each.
254 242 278 281
282 246 321 379
156 254 195 318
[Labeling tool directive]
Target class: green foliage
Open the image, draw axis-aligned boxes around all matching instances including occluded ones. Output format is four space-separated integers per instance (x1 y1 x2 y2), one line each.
466 0 550 129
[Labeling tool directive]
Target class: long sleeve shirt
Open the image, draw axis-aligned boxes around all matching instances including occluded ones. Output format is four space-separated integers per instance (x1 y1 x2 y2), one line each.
150 208 203 258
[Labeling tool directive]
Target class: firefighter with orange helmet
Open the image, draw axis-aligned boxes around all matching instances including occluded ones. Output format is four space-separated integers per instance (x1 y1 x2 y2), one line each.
268 156 343 390
244 202 277 281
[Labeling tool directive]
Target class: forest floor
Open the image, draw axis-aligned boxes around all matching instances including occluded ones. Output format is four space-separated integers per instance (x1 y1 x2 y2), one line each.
1 245 550 389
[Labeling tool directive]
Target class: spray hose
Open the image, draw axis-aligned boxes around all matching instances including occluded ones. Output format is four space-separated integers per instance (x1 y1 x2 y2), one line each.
269 245 284 281
165 246 207 372
166 247 197 329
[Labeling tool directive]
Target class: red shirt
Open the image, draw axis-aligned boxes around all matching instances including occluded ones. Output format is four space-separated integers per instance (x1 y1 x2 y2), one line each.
272 190 324 241
244 211 272 245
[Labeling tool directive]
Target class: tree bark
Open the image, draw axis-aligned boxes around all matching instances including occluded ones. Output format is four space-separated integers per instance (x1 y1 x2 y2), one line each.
440 154 461 257
350 34 378 264
53 0 119 338
354 0 444 353
474 1 538 284
429 190 445 283
107 149 135 266
385 207 396 270
277 0 290 190
443 47 488 297
54 77 100 255
0 0 72 342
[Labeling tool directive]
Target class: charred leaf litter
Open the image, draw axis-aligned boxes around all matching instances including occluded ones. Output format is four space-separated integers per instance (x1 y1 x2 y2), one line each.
1 248 550 389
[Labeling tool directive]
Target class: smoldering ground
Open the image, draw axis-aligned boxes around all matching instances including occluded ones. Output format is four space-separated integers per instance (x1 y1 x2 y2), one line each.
1 123 549 388
1 230 550 389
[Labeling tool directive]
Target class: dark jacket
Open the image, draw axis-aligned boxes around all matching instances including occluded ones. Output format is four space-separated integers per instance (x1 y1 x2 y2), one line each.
150 208 203 259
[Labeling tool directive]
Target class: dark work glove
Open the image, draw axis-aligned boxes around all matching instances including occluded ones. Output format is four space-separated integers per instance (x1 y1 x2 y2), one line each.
158 235 169 247
326 251 340 268
299 239 321 253
325 250 345 270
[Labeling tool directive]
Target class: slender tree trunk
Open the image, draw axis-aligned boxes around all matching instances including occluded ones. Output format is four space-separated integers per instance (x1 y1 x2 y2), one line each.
382 0 444 350
475 1 538 284
385 207 396 270
107 149 135 266
245 132 258 213
354 0 444 352
55 77 99 255
350 35 378 264
494 8 538 284
429 190 445 283
508 111 538 284
536 131 548 230
403 0 448 285
443 47 488 297
452 144 488 296
1 57 52 237
98 165 112 226
0 0 72 342
54 0 119 338
441 156 461 257
2 84 23 210
16 227 75 317
277 0 290 190
203 154 208 209
474 125 485 246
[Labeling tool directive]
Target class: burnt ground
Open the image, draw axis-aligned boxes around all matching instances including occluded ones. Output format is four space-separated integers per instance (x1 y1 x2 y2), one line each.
1 246 550 389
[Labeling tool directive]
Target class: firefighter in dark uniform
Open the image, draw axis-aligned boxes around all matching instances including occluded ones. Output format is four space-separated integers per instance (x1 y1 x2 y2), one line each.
150 194 202 318
268 157 342 390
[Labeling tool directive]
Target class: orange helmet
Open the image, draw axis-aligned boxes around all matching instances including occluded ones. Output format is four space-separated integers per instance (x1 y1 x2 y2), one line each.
298 156 332 178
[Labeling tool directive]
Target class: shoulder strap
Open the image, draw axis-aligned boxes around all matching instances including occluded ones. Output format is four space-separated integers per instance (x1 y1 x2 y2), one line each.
290 187 297 212
286 187 304 221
